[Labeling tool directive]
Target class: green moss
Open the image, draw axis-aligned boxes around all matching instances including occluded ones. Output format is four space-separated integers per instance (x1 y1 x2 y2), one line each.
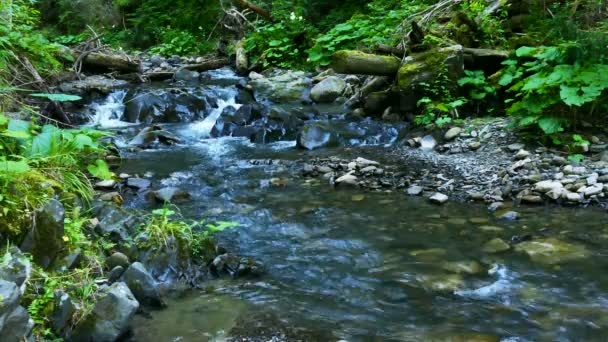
332 50 400 75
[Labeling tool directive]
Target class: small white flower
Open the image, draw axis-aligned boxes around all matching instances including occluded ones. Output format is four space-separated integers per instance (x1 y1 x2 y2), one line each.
290 12 296 20
298 16 303 21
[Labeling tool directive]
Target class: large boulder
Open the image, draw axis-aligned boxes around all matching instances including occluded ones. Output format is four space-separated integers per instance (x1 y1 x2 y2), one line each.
0 247 31 294
248 70 311 103
124 89 207 123
121 262 163 307
0 279 34 342
310 76 347 103
71 282 139 342
396 45 464 112
332 50 400 75
92 202 141 243
20 199 65 269
59 75 128 96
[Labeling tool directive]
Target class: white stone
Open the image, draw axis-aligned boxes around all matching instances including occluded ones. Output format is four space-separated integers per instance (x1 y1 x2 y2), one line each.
429 193 449 204
534 180 564 193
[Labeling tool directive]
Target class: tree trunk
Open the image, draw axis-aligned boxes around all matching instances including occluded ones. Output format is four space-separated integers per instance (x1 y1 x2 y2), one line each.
82 52 141 73
332 50 401 76
181 57 230 72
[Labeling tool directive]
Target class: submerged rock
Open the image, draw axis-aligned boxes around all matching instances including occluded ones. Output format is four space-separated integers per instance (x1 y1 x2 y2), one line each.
296 123 335 150
416 273 464 292
482 238 511 253
407 185 424 196
442 261 484 274
515 238 589 265
153 187 191 203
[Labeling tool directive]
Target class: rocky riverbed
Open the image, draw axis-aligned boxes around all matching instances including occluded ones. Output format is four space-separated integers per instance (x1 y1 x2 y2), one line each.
300 116 608 212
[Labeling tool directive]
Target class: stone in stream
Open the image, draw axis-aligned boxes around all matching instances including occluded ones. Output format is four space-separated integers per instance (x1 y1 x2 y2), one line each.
429 192 449 204
127 177 151 190
515 238 589 265
416 273 464 292
444 127 463 141
153 187 191 203
309 76 347 103
95 179 116 189
407 185 423 196
497 211 519 221
121 262 164 307
534 180 564 193
442 261 484 275
335 173 358 187
296 123 334 150
420 135 437 150
71 282 139 341
482 238 511 253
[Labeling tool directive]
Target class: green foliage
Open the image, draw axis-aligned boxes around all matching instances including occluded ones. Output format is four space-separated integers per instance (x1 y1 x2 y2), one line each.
148 28 215 56
140 206 238 259
0 113 108 236
31 93 82 102
245 16 316 69
308 2 424 66
499 45 608 135
87 159 114 180
458 70 496 100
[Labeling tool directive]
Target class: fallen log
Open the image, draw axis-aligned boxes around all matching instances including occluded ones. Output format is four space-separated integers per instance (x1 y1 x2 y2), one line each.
180 58 230 72
82 52 141 73
332 50 401 76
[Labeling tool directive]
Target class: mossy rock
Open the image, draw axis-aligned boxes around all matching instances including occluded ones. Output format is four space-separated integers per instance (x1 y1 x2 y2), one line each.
332 50 400 76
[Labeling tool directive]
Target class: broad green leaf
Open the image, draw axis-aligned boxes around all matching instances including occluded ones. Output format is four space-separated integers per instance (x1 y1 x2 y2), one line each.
31 93 82 102
538 117 564 134
0 158 30 173
1 130 31 139
87 159 113 180
74 134 96 149
515 46 537 57
7 119 30 134
560 85 585 106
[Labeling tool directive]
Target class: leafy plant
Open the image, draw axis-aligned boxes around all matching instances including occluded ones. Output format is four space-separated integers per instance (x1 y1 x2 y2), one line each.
87 159 114 181
500 45 608 135
140 206 239 259
31 93 82 102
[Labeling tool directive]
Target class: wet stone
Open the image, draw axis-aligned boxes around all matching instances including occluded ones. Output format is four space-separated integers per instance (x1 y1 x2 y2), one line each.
482 238 511 253
407 185 423 196
429 193 449 205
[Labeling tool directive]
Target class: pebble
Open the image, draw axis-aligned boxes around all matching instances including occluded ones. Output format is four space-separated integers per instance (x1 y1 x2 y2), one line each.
515 149 531 160
498 211 520 220
468 141 482 150
507 143 525 152
95 180 116 189
444 127 463 141
429 193 449 204
482 238 511 253
407 185 424 196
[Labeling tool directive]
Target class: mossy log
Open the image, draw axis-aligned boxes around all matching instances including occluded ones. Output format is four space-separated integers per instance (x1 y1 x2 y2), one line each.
83 52 141 73
181 58 230 72
331 50 401 76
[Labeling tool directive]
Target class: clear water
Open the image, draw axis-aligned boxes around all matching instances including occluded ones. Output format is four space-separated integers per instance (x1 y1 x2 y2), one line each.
91 69 608 341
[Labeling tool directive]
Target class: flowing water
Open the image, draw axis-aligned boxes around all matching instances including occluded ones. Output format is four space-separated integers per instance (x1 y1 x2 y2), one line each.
89 69 608 341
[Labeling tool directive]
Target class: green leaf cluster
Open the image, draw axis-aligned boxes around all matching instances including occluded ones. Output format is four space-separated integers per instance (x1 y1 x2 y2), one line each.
499 45 608 135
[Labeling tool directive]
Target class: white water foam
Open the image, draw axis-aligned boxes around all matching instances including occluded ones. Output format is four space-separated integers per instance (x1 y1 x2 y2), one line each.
455 264 515 299
184 87 242 139
87 90 135 128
